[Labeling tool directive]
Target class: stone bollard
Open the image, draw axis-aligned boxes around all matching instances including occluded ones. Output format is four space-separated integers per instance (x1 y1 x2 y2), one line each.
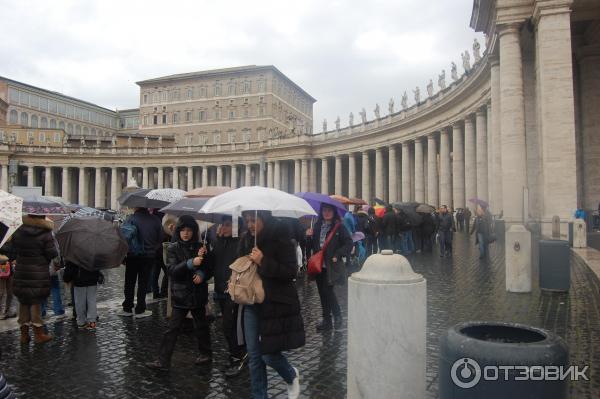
552 215 561 239
505 224 532 293
348 249 426 399
573 219 587 248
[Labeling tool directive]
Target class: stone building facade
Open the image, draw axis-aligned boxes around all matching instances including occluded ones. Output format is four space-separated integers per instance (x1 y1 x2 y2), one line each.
0 0 597 241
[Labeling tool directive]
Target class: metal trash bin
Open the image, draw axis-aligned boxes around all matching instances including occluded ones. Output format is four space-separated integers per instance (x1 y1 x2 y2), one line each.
539 240 570 292
439 321 569 399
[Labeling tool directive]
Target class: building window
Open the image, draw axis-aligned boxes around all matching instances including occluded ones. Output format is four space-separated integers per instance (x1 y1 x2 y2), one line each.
259 106 264 117
172 113 179 124
49 100 57 114
59 121 65 130
186 111 191 122
161 91 167 102
199 110 206 121
229 110 235 120
143 94 148 104
39 97 48 111
162 114 167 124
20 112 29 126
9 110 18 124
244 109 249 118
58 102 66 115
54 133 61 143
244 81 251 94
30 115 39 128
200 87 207 97
66 105 73 118
153 115 158 125
153 93 159 103
228 85 235 96
30 95 39 108
39 132 46 143
143 115 148 126
215 110 220 120
19 91 29 106
214 85 221 96
258 80 265 92
187 89 193 99
76 125 81 135
8 88 19 104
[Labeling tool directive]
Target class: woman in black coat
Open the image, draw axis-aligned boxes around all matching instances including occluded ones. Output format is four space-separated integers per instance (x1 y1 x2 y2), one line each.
12 215 58 344
239 210 303 399
146 215 214 371
306 204 353 332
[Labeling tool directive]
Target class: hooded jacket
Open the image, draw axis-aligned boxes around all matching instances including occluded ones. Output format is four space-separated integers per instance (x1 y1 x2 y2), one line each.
238 216 305 355
212 234 240 295
166 215 214 309
12 216 58 304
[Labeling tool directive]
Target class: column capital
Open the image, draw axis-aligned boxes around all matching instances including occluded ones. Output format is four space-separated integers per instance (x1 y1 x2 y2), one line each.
533 0 573 24
497 22 523 37
428 132 437 140
476 107 487 117
451 120 464 128
464 116 475 126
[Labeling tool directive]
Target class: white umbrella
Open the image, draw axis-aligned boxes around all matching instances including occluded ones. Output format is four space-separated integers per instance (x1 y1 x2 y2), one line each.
145 188 186 204
200 186 317 219
0 190 23 247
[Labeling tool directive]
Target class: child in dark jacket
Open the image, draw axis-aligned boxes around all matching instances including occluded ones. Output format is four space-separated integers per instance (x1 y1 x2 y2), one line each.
63 262 100 330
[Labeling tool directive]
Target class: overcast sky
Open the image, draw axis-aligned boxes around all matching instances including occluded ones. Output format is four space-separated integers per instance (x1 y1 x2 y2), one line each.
0 0 484 131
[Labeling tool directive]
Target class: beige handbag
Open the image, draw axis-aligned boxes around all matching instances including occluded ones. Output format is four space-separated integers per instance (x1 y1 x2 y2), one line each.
228 256 265 305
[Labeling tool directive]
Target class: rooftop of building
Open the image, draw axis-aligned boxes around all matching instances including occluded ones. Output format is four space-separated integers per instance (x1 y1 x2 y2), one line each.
136 65 316 103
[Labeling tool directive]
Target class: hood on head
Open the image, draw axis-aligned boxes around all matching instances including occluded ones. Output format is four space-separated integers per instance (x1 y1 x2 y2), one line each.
174 215 199 243
22 215 54 231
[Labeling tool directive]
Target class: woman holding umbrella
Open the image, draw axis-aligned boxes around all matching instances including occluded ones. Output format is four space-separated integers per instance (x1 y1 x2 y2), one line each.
239 210 304 399
306 203 353 331
12 214 58 344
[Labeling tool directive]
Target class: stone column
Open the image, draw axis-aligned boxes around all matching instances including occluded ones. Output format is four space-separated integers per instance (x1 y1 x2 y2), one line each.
1 165 8 191
44 167 53 196
126 167 133 185
201 167 208 187
464 116 476 210
427 134 439 207
214 166 221 187
440 128 452 207
157 167 164 189
27 166 34 187
499 23 528 223
245 164 252 187
173 167 180 189
401 143 411 202
142 167 149 189
387 146 397 203
309 159 317 193
534 4 577 226
579 46 600 210
231 165 238 189
321 157 329 194
348 154 357 199
294 160 301 193
111 167 118 209
187 167 194 190
62 167 71 203
78 167 86 205
374 149 384 200
301 159 309 192
267 162 273 188
361 151 370 201
490 57 503 214
414 139 424 203
452 123 465 210
335 155 343 195
476 109 488 203
274 161 281 190
94 168 102 208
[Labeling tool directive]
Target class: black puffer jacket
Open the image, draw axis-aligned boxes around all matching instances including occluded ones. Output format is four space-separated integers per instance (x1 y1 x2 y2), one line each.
382 209 397 236
167 216 214 310
212 235 240 295
239 217 305 355
309 219 353 286
12 216 58 305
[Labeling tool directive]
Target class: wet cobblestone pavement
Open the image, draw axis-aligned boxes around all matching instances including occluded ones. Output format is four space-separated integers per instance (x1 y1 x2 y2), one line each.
0 233 599 398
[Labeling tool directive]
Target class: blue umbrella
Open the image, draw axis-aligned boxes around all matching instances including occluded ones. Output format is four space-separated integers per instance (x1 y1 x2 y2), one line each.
294 192 347 218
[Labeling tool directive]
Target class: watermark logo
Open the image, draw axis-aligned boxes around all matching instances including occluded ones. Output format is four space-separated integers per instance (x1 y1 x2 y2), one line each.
450 358 589 389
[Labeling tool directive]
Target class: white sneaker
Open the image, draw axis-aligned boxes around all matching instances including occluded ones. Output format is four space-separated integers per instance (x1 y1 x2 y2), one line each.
117 310 133 317
287 367 300 399
134 310 152 319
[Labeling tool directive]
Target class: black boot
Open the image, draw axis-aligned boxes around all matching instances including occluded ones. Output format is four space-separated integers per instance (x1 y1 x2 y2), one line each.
333 315 344 331
316 317 332 332
224 353 248 378
145 360 169 371
194 353 212 365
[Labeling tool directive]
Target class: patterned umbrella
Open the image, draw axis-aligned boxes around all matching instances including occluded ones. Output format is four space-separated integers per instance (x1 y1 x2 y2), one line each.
0 190 23 247
21 195 70 216
145 188 186 203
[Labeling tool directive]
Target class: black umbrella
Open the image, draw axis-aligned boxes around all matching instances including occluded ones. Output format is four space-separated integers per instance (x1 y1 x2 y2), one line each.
56 217 128 271
392 202 423 226
117 188 167 209
159 197 209 218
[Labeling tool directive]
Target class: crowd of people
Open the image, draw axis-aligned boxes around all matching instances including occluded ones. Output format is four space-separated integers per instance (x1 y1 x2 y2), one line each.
0 197 495 399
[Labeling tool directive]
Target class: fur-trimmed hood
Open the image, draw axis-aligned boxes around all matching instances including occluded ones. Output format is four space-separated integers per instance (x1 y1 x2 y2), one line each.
21 215 54 232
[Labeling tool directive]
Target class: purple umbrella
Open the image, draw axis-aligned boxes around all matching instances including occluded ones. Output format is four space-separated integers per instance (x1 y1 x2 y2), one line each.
294 192 347 218
468 198 489 209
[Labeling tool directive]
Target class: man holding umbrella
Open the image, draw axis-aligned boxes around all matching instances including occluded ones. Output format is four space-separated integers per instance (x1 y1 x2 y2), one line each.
119 207 162 318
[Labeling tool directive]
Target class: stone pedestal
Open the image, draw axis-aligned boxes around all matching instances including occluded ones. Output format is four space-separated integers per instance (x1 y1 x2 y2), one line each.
505 224 532 293
348 250 426 399
573 219 587 248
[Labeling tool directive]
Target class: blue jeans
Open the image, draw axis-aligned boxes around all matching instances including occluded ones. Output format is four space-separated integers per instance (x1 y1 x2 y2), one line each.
41 275 65 316
477 233 488 258
244 305 296 399
400 231 415 254
439 231 453 256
